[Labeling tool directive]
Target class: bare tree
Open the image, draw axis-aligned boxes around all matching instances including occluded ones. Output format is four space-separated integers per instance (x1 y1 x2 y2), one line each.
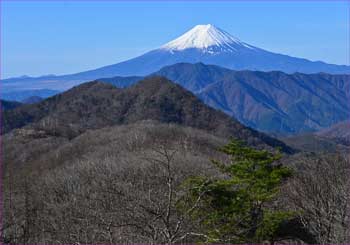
2 123 224 244
115 144 208 244
284 153 350 244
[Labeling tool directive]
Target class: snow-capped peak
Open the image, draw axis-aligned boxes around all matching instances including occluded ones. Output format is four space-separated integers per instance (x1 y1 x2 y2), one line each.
161 24 255 52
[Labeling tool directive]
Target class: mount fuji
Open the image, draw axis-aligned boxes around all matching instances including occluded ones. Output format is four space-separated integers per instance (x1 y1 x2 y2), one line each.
71 24 350 79
2 24 350 100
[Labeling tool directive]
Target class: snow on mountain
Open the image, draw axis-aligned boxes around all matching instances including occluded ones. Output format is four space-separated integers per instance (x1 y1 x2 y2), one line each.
161 24 255 52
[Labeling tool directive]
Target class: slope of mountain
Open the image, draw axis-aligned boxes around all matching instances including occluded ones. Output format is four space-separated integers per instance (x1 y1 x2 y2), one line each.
69 24 350 78
97 75 143 88
21 96 43 104
281 133 349 153
1 89 59 101
3 121 226 175
0 99 22 111
98 63 350 135
2 24 350 100
196 70 349 134
4 120 311 244
315 120 350 145
2 76 293 152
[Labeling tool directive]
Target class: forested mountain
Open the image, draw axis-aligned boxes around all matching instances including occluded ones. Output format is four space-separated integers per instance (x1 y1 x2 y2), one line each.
3 77 348 244
0 99 22 111
98 63 350 135
2 76 292 152
316 120 350 145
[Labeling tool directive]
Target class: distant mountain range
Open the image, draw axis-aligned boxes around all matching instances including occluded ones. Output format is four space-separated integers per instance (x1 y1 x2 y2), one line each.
2 24 350 99
2 24 349 135
1 89 59 102
96 63 349 135
1 96 43 112
3 63 349 135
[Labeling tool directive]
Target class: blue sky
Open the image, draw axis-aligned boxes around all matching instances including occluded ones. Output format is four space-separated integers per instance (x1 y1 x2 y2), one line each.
1 1 349 78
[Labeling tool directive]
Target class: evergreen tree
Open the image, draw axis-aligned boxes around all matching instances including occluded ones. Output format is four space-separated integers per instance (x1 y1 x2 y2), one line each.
184 140 294 243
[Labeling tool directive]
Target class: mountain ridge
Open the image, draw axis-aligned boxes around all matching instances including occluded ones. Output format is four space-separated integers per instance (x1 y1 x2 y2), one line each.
2 76 293 153
96 63 349 135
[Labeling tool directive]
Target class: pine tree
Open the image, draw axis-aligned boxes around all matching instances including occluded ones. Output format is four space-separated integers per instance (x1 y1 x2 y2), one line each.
184 140 294 243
